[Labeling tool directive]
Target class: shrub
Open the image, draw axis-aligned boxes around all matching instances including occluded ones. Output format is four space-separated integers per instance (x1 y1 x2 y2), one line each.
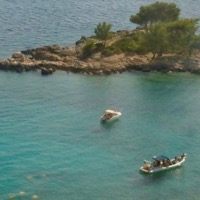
82 40 96 58
113 37 138 53
102 46 121 57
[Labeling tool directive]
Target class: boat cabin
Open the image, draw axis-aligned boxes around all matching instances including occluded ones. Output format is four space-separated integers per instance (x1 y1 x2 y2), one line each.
152 155 171 167
140 153 187 173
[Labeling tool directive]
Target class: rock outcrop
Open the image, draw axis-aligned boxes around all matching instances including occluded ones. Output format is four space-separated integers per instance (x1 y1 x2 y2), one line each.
1 42 200 76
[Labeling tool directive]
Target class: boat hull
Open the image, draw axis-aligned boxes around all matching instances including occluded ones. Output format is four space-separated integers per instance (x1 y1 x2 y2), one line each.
101 112 121 123
140 155 186 174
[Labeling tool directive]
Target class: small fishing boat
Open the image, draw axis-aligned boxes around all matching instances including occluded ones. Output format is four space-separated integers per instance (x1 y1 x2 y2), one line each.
140 153 187 174
101 109 122 123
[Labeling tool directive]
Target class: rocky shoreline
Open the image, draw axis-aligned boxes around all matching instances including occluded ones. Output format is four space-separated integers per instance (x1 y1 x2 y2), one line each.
1 36 200 76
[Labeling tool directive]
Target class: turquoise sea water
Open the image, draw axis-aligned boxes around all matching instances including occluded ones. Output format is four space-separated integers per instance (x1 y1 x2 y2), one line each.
1 71 200 200
1 0 200 199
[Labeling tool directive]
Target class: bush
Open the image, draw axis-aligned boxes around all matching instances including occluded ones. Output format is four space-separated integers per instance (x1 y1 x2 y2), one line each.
189 35 200 55
82 40 106 58
95 42 104 51
101 46 121 57
113 37 138 53
82 40 96 58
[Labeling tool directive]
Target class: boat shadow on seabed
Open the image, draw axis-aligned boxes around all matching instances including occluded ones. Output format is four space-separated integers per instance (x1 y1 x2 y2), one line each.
100 118 121 129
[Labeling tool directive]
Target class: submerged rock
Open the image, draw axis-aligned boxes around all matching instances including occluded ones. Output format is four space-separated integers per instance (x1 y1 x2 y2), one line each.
41 67 55 75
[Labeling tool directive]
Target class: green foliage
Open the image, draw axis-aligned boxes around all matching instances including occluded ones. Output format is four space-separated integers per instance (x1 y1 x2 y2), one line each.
150 2 180 22
166 18 199 54
130 14 145 28
101 48 115 57
138 18 199 57
190 35 200 52
130 6 151 30
82 40 96 58
94 22 112 47
113 37 138 53
141 23 170 58
130 1 180 30
102 46 121 57
83 3 199 59
95 42 104 51
105 31 147 55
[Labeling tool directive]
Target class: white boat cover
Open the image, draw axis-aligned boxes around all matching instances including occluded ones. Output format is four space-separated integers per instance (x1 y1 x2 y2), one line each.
105 109 118 114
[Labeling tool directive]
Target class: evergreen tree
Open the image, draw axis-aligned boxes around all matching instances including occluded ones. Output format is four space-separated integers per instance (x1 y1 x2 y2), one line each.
130 2 180 31
166 18 199 54
141 23 169 58
140 18 199 58
94 22 112 47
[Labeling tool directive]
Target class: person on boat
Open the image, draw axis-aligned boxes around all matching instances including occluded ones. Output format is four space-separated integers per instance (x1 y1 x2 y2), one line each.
153 161 158 167
103 112 112 120
171 157 178 164
163 160 169 167
181 153 186 160
103 113 107 119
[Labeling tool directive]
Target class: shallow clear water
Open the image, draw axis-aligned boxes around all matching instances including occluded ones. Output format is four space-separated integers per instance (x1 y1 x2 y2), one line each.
1 71 200 199
1 0 200 199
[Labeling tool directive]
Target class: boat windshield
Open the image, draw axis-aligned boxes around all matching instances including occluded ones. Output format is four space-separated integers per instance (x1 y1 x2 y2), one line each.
152 155 170 162
105 109 117 114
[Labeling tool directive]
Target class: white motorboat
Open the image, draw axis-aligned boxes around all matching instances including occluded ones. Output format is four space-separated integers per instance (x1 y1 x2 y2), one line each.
101 109 122 123
140 153 187 174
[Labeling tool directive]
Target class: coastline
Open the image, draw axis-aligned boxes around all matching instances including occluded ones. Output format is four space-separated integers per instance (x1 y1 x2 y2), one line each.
1 31 200 76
